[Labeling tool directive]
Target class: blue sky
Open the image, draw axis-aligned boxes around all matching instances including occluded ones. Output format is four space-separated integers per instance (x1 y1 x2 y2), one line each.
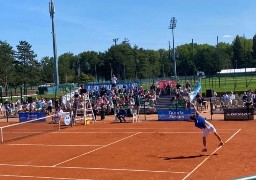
1 0 256 61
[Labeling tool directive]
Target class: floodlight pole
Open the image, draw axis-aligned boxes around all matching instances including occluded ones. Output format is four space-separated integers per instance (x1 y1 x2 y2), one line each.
169 17 177 81
217 36 220 88
192 39 195 84
49 0 59 92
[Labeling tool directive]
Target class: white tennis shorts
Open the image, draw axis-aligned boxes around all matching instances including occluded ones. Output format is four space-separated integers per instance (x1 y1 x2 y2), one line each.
202 123 216 137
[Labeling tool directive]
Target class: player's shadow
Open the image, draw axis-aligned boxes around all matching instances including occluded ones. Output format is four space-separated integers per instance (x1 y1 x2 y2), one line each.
159 153 217 160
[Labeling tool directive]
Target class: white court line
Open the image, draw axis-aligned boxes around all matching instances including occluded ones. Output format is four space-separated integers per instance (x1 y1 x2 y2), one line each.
54 131 234 134
0 174 92 180
0 163 186 174
57 128 240 130
224 129 242 143
6 131 232 147
234 176 256 180
53 132 140 134
52 132 142 167
182 129 242 180
60 166 186 174
5 144 103 147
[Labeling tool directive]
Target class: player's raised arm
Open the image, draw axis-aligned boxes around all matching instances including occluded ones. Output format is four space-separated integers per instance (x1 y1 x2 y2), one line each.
191 102 199 114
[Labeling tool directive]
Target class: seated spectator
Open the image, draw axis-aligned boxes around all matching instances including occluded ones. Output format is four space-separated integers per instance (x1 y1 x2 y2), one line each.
221 93 230 107
242 92 248 102
116 106 127 123
52 107 63 123
26 102 35 111
228 91 235 105
201 97 208 110
148 101 157 113
138 86 144 95
195 92 202 110
150 91 157 105
252 95 256 108
185 81 191 89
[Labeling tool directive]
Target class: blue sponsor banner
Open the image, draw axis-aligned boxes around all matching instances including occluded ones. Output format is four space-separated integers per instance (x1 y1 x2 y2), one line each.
18 112 46 123
158 109 196 121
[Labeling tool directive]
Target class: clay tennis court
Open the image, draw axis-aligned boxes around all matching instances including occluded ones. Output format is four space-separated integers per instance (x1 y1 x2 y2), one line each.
0 113 255 180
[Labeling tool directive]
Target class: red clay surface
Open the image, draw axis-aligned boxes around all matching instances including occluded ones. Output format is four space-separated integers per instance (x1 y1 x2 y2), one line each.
0 112 255 180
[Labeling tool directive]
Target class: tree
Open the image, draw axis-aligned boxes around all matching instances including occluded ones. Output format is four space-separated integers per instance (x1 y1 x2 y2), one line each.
15 41 38 88
103 43 134 81
4 32 256 88
58 53 76 83
232 36 244 68
253 34 256 62
0 41 16 93
78 51 103 82
242 36 253 68
217 42 232 70
144 50 161 78
41 56 54 83
194 44 216 75
176 44 194 76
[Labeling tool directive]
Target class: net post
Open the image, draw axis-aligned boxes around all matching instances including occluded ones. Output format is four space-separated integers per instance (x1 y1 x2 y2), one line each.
1 128 3 143
83 95 86 125
58 118 60 130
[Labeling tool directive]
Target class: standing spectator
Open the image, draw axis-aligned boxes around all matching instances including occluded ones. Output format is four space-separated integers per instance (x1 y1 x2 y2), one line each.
166 83 171 95
150 83 156 92
54 97 59 111
176 82 181 89
0 102 2 116
4 99 11 116
185 81 191 89
72 97 79 120
92 102 98 121
111 74 117 88
38 98 44 111
47 98 53 115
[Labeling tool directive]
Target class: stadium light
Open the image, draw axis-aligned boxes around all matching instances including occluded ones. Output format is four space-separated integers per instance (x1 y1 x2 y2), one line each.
113 38 119 46
49 0 59 92
169 17 177 81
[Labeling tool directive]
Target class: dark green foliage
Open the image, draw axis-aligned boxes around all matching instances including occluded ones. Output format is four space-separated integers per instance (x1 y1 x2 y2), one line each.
0 35 255 88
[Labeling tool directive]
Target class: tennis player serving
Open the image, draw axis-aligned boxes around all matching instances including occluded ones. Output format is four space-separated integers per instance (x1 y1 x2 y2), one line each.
190 103 224 152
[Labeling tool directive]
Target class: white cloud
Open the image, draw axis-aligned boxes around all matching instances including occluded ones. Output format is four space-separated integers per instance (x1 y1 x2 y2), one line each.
223 35 232 38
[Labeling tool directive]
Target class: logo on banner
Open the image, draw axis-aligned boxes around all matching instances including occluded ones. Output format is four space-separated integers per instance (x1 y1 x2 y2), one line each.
64 114 71 125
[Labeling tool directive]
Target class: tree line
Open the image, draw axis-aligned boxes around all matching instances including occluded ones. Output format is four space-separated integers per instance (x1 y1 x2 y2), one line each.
1 34 256 92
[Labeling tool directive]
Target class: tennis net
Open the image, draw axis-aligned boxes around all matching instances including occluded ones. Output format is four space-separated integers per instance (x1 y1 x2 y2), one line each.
0 115 60 143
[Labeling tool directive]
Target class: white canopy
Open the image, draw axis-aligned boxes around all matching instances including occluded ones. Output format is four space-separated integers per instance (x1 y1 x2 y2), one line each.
218 68 256 74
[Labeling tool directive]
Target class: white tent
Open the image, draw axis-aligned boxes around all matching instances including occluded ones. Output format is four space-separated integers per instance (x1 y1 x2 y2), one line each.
218 68 256 74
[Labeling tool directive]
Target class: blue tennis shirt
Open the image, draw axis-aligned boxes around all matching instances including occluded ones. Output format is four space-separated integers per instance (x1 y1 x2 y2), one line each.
194 113 206 129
